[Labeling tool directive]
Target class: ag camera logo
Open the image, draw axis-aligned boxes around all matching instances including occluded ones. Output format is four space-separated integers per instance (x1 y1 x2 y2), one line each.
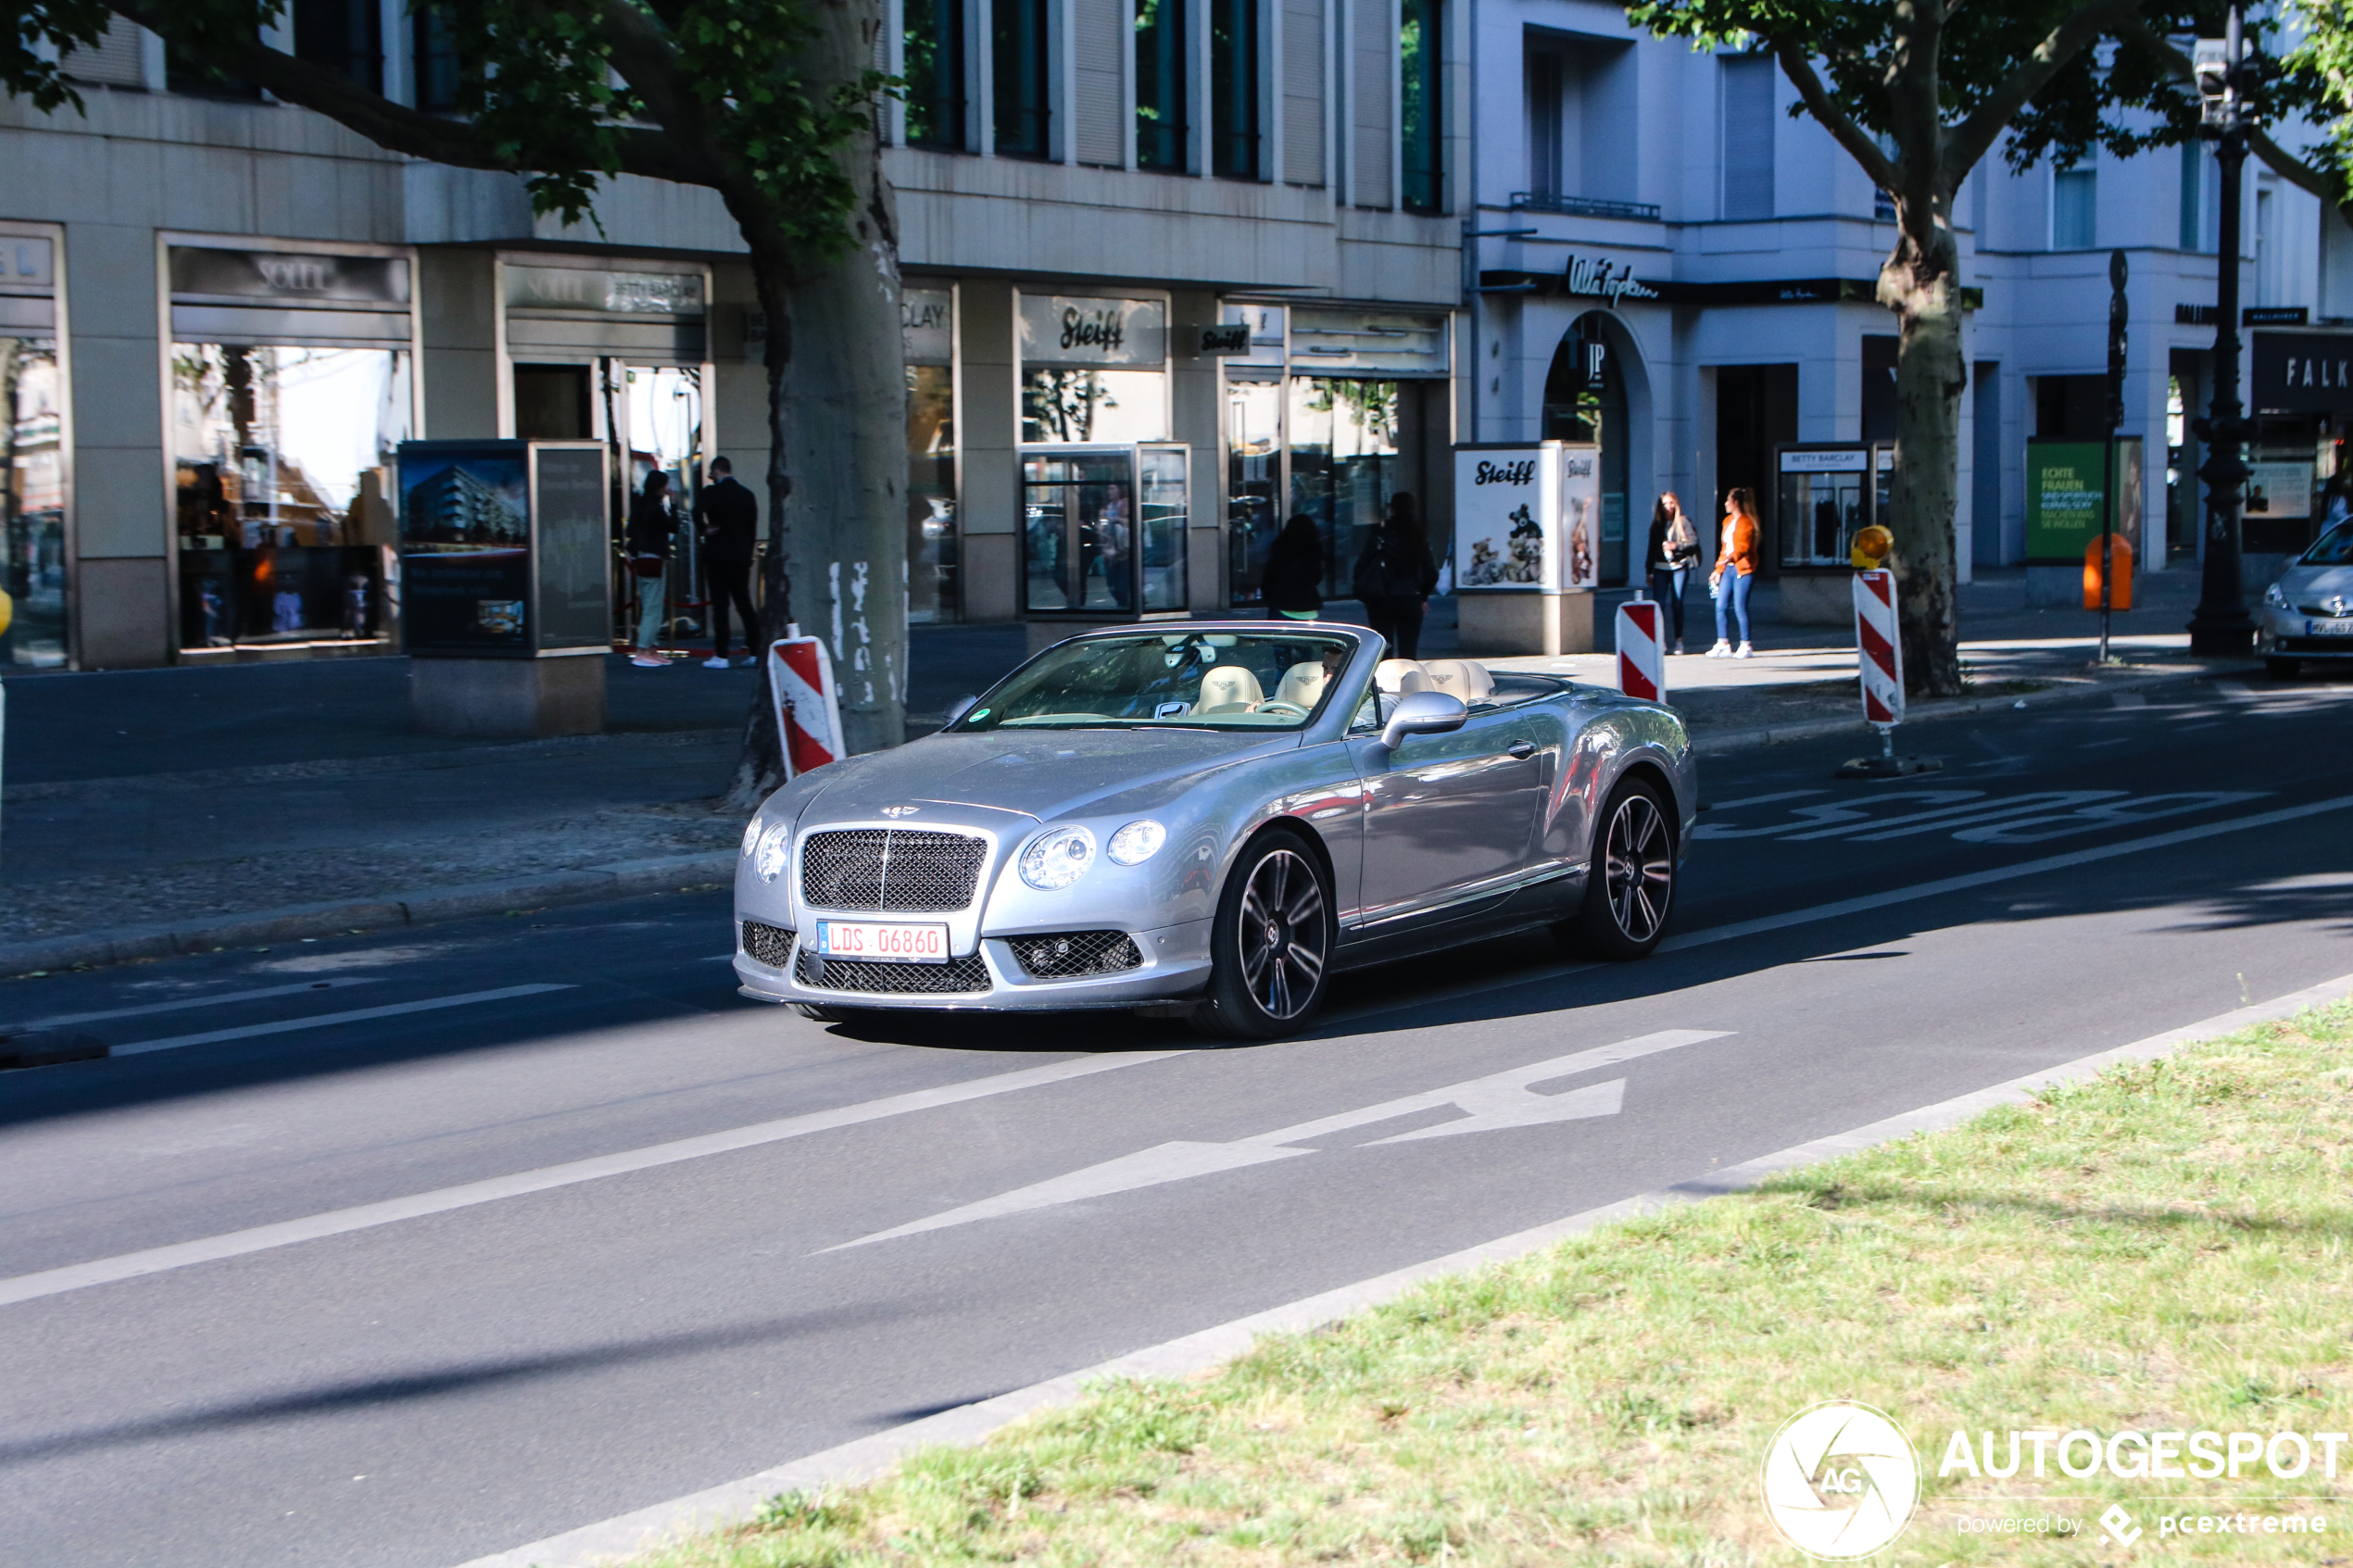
1762 1401 1921 1560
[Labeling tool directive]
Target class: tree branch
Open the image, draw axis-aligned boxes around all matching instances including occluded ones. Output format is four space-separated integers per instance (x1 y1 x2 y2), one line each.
102 0 716 187
2113 14 2347 213
1771 41 1901 191
1940 0 2152 186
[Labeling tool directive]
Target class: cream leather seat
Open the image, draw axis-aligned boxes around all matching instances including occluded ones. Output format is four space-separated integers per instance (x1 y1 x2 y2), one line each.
1422 659 1495 702
1272 661 1328 709
1191 665 1265 714
1374 659 1433 695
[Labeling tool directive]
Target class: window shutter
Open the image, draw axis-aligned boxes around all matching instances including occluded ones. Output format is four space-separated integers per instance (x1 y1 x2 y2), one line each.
1075 0 1126 167
1719 55 1774 221
64 19 148 87
1282 0 1324 185
1351 0 1391 207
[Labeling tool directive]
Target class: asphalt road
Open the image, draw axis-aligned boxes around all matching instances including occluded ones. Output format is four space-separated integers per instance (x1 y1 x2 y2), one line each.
5 669 2350 1568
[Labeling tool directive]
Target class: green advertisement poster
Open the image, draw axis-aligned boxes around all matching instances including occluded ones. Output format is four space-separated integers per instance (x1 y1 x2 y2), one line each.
2025 438 2142 563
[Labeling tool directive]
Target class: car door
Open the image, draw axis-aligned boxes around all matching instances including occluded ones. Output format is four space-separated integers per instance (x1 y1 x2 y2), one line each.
1346 696 1550 928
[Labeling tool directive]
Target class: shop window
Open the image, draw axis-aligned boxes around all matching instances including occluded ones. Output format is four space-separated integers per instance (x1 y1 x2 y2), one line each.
0 340 67 668
1526 50 1563 206
906 286 959 622
2053 166 2096 250
1288 377 1402 601
1136 0 1189 170
514 364 591 440
1021 448 1187 614
1210 0 1261 180
992 0 1051 158
1542 316 1628 584
905 0 968 149
1226 377 1282 605
1018 296 1168 444
1400 0 1441 212
172 345 409 650
294 0 384 93
1719 55 1773 220
412 3 462 113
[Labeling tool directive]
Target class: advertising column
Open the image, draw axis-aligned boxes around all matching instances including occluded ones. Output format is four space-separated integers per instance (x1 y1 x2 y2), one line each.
1453 440 1597 655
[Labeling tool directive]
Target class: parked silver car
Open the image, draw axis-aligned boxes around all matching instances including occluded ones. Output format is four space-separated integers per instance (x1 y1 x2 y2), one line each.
2260 518 2353 677
733 622 1694 1037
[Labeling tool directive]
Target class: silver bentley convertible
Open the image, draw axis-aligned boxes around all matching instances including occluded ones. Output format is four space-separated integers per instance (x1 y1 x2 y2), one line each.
733 622 1694 1038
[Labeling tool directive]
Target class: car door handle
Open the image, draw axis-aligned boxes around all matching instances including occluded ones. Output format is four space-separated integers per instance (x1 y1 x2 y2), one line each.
1506 741 1538 759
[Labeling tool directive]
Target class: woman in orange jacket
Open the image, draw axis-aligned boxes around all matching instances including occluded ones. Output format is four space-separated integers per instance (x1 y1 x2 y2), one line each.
1706 486 1761 658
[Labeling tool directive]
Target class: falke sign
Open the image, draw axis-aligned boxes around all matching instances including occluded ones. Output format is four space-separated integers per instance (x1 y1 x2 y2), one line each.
2251 332 2353 414
1561 254 1658 307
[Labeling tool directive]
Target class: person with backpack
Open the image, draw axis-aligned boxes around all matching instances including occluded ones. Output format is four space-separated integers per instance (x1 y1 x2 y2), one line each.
625 470 677 667
692 456 760 668
1353 493 1440 659
1644 492 1701 653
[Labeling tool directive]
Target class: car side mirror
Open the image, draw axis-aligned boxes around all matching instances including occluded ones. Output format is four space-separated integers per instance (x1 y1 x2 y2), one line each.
943 694 979 727
1380 689 1468 750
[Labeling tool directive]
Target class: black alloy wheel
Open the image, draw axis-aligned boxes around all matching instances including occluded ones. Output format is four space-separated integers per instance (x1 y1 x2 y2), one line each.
1194 829 1334 1039
1562 776 1676 960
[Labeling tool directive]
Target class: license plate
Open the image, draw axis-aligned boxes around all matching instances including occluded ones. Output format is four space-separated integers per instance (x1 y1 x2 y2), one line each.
812 920 950 963
2309 619 2353 636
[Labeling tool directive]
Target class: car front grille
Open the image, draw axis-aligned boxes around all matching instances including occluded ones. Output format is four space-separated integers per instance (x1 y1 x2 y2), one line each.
800 828 988 912
740 921 797 969
1007 930 1144 979
795 948 993 995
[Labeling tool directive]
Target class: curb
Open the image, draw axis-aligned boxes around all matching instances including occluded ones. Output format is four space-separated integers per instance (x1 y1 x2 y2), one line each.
1689 662 2211 755
0 852 736 983
453 971 2353 1568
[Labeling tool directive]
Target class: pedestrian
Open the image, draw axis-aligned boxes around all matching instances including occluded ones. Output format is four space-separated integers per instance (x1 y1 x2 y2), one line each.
1644 492 1700 653
692 456 760 669
1262 513 1325 621
1705 486 1761 659
625 470 677 667
1352 493 1440 659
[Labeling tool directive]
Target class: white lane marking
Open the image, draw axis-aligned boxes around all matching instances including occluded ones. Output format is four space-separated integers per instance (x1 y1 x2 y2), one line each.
450 971 2353 1568
0 1049 1188 1311
15 978 382 1031
1700 788 1828 814
1664 793 2353 954
2112 692 2147 709
110 985 579 1057
1949 791 2266 846
702 954 736 962
1694 789 1984 839
825 1030 1727 1250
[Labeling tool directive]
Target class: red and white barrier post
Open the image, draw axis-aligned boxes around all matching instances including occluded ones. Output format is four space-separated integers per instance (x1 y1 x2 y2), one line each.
1615 598 1665 702
767 623 844 780
1839 570 1941 778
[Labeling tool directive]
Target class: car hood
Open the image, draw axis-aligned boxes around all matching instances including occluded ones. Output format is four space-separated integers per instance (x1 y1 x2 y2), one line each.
804 729 1302 822
2278 563 2353 604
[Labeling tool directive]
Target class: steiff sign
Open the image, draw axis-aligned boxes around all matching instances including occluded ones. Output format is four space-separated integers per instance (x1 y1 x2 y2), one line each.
1190 321 1252 356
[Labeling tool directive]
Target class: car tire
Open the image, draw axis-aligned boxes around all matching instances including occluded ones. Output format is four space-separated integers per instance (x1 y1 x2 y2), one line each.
1191 828 1335 1040
2265 656 2300 680
1560 776 1677 960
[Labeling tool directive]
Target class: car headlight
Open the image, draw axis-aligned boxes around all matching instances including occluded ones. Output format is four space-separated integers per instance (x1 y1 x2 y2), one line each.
1107 820 1167 866
754 822 792 883
740 817 761 857
2265 583 2289 608
1019 826 1096 890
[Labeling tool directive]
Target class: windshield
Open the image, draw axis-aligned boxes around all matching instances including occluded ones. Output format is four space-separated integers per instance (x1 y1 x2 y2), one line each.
951 632 1358 732
2302 521 2353 566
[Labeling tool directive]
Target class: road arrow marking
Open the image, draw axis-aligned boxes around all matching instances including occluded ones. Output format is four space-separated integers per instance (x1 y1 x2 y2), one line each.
825 1029 1727 1250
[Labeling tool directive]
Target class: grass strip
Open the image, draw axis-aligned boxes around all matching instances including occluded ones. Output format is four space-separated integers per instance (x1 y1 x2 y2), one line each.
640 1005 2353 1565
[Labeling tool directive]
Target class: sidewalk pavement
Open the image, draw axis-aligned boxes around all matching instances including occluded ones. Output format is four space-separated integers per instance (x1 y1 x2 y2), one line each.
0 570 2267 981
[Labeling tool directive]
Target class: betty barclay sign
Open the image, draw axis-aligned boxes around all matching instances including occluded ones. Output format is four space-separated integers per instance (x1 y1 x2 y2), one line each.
1016 294 1167 367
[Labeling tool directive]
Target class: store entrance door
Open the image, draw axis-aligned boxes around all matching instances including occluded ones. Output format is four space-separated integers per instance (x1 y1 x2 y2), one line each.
604 361 708 649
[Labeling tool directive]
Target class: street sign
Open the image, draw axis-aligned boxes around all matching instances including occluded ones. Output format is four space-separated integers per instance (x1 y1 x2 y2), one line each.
1615 599 1664 701
1854 570 1904 725
768 626 843 780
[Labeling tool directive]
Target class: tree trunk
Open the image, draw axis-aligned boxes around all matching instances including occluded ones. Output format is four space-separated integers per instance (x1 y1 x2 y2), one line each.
725 1 907 809
1878 218 1967 699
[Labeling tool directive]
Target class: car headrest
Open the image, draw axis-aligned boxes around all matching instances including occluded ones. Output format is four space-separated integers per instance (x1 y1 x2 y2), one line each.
1192 664 1265 713
1422 659 1494 700
1375 659 1433 694
1273 661 1328 709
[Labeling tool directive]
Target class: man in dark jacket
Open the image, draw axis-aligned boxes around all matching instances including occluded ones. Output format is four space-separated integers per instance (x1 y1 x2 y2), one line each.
692 456 760 668
1352 493 1440 659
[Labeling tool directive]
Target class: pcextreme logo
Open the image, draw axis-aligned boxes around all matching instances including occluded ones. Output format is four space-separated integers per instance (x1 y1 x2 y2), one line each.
1761 1401 1922 1560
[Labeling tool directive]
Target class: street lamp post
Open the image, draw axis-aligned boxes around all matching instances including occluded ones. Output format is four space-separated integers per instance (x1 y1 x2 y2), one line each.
2187 6 2258 656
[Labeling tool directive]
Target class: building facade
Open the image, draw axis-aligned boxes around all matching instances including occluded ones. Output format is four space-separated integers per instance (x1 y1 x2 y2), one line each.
0 2 1465 671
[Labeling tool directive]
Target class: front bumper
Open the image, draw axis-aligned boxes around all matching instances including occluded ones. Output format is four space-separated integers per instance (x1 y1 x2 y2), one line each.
2259 605 2353 657
733 917 1214 1011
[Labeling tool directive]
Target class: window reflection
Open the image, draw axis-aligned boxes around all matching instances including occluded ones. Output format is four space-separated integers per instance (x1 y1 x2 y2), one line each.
0 339 65 667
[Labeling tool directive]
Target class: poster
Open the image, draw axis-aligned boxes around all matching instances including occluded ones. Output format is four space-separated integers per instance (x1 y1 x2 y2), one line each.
2245 459 2313 521
1453 445 1555 591
2024 438 2143 564
398 440 532 654
1560 445 1602 590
